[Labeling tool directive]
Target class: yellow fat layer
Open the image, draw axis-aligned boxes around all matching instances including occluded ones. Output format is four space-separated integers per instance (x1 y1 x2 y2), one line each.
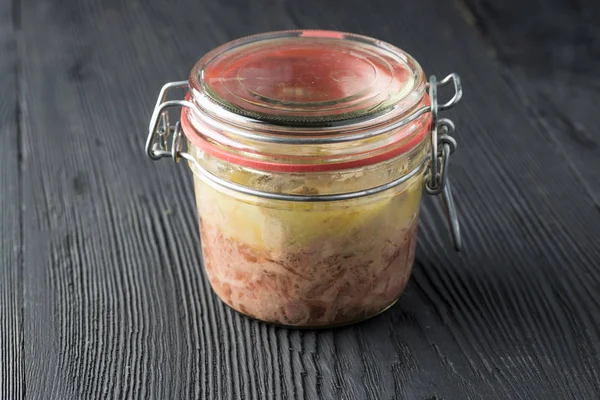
196 170 422 251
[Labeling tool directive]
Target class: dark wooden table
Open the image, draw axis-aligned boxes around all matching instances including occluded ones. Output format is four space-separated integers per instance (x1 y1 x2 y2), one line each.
2 0 599 398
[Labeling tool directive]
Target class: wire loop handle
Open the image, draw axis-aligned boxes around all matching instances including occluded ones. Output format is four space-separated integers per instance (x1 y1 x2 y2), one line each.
424 74 463 250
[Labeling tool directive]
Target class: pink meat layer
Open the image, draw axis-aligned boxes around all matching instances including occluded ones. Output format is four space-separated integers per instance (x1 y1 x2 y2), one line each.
199 216 419 327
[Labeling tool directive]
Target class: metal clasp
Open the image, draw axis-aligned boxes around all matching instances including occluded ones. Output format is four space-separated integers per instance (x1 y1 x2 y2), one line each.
145 81 194 162
425 74 463 251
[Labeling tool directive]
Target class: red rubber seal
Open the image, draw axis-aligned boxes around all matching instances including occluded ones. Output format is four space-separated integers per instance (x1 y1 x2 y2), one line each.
180 107 430 173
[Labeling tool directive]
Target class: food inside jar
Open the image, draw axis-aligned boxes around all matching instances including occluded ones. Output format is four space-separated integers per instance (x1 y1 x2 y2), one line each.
193 168 422 327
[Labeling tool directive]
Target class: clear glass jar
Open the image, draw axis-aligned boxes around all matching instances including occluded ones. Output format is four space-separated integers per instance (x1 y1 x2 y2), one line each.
145 30 463 328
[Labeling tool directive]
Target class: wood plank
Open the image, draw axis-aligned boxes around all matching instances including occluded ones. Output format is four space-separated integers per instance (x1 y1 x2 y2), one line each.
0 0 23 397
459 0 600 201
18 0 600 399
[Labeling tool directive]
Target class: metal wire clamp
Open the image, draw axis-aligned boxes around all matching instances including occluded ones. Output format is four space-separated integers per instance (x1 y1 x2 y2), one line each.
425 74 463 251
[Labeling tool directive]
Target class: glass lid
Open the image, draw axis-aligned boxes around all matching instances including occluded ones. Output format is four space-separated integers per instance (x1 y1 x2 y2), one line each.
189 30 426 126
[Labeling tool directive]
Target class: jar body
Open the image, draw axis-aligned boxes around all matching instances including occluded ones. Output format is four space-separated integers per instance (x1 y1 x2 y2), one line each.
145 30 464 327
187 140 429 327
144 30 464 327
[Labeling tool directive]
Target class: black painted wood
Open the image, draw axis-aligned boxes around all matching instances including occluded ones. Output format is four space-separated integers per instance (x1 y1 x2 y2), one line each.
0 0 23 398
460 0 600 200
2 0 599 398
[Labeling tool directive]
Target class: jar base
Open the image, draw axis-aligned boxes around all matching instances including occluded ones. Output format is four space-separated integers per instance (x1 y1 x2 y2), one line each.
217 294 404 330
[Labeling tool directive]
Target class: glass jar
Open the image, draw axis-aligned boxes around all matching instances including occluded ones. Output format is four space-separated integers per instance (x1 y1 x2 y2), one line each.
145 30 463 328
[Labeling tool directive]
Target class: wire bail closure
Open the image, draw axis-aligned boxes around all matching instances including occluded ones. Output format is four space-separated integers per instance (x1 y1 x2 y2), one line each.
425 74 463 251
145 73 464 251
145 80 191 161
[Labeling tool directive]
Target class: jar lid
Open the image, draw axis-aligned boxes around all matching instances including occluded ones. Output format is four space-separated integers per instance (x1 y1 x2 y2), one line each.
190 30 425 126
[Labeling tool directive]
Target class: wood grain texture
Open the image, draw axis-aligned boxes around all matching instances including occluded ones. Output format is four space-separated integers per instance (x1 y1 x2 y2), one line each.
459 0 600 201
0 0 23 397
8 0 600 399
